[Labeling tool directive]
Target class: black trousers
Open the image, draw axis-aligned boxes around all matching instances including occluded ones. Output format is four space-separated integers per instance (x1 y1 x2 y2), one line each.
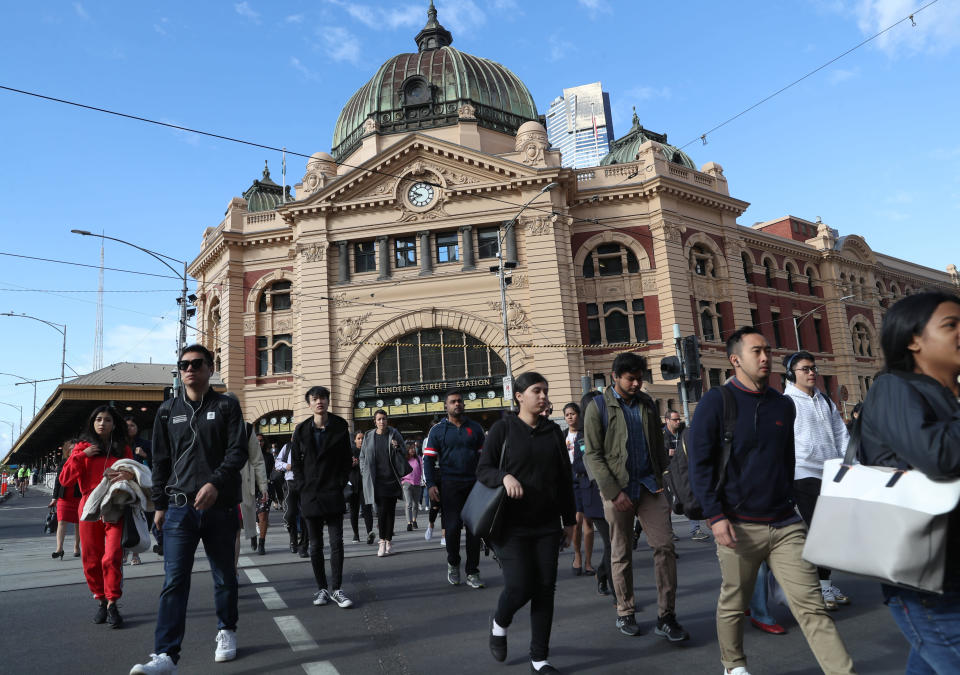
283 481 303 537
493 526 563 662
375 496 398 541
441 479 482 574
592 517 612 585
347 490 373 539
304 515 344 591
794 477 831 581
428 485 441 525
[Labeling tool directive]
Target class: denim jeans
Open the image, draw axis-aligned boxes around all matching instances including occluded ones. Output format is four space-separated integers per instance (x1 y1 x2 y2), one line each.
887 588 960 674
748 561 777 625
155 504 239 663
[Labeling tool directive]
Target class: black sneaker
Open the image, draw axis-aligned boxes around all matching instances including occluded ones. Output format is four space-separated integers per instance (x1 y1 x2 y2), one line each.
298 546 309 559
106 603 123 629
250 536 258 550
406 523 413 532
616 614 642 636
530 664 560 674
654 612 690 642
93 600 108 624
597 579 611 596
489 617 507 662
366 531 376 545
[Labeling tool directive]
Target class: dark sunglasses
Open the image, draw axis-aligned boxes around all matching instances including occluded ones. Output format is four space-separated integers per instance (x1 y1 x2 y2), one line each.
177 358 208 371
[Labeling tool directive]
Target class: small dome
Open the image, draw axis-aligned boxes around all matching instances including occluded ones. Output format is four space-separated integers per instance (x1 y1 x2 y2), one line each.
331 2 538 161
517 120 546 135
308 151 334 165
600 109 695 170
242 161 291 212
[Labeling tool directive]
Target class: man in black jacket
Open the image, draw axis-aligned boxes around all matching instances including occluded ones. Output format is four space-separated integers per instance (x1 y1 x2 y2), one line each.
291 385 354 609
131 345 247 675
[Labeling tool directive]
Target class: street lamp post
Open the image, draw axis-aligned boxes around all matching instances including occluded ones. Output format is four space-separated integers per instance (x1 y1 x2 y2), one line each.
0 373 37 417
1 420 16 454
491 182 558 411
71 230 193 389
0 402 22 435
793 295 855 350
0 313 67 384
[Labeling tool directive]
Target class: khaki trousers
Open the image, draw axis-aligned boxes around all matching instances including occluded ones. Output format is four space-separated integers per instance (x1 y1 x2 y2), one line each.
716 521 856 674
604 489 676 617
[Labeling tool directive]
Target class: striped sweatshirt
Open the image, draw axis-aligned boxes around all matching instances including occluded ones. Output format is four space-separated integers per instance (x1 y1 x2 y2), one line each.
783 382 849 481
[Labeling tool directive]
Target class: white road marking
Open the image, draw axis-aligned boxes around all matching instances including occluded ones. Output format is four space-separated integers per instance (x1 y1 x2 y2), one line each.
274 615 318 652
245 567 267 584
302 661 341 675
237 556 254 567
256 585 288 610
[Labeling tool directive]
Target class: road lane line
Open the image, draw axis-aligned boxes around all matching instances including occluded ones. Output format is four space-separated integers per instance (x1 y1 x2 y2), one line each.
274 615 318 652
237 556 254 567
302 661 340 674
256 585 287 610
245 567 267 584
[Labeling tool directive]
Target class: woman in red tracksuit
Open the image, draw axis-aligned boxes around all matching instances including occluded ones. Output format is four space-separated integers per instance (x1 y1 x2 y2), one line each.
59 404 133 627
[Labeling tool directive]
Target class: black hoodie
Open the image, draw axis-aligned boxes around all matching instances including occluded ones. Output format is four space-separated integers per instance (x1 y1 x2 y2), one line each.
476 414 576 531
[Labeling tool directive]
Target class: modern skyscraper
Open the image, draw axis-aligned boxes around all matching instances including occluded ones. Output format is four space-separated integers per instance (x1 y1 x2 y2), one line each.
544 82 615 168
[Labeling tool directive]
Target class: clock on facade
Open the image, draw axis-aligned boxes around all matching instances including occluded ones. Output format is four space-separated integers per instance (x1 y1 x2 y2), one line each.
468 392 477 401
407 181 435 207
412 396 421 404
393 398 403 406
430 394 439 403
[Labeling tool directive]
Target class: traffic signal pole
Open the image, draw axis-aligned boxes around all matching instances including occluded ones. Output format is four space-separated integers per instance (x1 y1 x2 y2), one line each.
673 324 691 421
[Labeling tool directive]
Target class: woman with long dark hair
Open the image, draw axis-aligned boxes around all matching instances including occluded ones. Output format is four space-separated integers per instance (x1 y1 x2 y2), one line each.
477 372 576 674
858 290 960 673
348 430 375 545
563 402 595 577
59 405 133 627
48 438 82 559
359 409 407 557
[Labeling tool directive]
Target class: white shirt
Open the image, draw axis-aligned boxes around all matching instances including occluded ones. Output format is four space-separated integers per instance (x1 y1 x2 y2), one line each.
784 381 850 480
566 430 578 464
275 443 294 481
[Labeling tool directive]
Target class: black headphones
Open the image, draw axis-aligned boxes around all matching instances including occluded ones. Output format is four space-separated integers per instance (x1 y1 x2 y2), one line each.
783 352 802 383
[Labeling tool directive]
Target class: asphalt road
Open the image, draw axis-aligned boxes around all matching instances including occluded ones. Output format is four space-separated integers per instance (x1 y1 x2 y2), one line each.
1 488 909 674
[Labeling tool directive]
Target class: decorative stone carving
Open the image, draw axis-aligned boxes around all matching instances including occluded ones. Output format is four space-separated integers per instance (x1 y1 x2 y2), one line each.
243 316 255 333
336 312 372 348
363 117 377 134
653 220 685 244
331 292 348 308
511 273 528 289
515 121 548 167
642 277 658 292
274 317 292 333
524 215 554 236
457 103 476 120
487 300 528 333
297 243 326 262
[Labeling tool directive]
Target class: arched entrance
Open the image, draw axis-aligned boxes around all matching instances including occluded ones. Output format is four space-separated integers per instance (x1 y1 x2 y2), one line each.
353 328 509 438
254 410 294 452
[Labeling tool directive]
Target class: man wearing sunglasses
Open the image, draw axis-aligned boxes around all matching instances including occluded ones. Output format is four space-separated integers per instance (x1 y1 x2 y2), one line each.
782 351 851 611
131 344 247 675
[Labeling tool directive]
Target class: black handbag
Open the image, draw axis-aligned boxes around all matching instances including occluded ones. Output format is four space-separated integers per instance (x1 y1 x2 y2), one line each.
121 505 140 549
462 438 508 540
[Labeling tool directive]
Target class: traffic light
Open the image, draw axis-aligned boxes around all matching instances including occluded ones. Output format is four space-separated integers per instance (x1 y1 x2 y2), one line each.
677 378 702 402
682 335 701 380
660 356 682 381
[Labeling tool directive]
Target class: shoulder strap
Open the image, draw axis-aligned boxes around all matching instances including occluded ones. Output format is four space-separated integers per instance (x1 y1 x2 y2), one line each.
595 392 609 432
714 385 738 492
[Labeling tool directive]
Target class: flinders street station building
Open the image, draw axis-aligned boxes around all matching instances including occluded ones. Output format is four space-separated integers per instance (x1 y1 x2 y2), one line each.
188 4 958 441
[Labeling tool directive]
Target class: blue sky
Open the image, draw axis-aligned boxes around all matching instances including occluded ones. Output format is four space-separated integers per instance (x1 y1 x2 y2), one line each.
1 0 958 451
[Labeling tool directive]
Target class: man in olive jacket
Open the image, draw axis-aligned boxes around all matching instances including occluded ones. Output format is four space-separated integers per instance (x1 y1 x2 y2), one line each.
583 352 688 642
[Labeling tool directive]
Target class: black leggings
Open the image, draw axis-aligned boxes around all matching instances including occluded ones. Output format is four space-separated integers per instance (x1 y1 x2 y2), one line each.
794 477 831 581
493 527 562 662
375 496 398 541
304 515 344 591
592 517 612 585
347 491 373 539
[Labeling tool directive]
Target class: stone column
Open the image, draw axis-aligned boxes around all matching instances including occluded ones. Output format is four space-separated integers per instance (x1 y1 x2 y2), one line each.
418 231 432 276
335 240 349 284
503 220 517 264
460 225 475 271
377 235 390 280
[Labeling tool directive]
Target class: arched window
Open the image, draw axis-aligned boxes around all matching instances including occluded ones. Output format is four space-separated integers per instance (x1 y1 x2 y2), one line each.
582 243 640 278
805 266 816 295
852 322 874 357
742 253 752 284
209 298 222 372
763 259 774 288
255 279 294 377
699 301 720 342
785 263 796 293
258 280 292 312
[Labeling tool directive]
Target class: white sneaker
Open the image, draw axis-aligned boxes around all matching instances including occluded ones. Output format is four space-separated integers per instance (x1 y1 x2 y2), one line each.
822 586 838 611
130 653 177 674
441 536 446 546
313 589 330 606
331 589 354 608
725 668 752 675
214 629 237 662
424 526 434 541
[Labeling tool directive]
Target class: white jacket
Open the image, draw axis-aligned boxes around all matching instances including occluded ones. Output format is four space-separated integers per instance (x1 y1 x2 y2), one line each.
241 433 268 500
81 459 153 523
784 382 849 480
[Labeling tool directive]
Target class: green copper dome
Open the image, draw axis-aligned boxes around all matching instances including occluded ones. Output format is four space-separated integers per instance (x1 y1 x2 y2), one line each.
331 2 538 161
242 161 291 213
601 109 696 170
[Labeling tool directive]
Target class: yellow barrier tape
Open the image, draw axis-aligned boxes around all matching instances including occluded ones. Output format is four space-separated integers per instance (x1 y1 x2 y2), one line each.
364 341 650 350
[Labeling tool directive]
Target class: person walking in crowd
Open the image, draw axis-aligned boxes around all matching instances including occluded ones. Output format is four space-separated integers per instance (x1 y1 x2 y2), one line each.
49 438 83 559
348 429 375 544
251 433 275 554
130 344 247 674
267 441 284 510
782 350 851 611
125 416 156 562
276 435 307 557
237 418 269 561
360 409 408 557
564 402 595 576
402 440 423 532
291 386 355 609
665 410 709 542
857 291 960 673
59 405 133 627
423 390 486 587
688 327 855 675
583 352 690 643
477 372 575 674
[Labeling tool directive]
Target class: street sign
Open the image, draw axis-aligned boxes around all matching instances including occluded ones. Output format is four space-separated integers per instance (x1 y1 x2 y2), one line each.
502 376 514 403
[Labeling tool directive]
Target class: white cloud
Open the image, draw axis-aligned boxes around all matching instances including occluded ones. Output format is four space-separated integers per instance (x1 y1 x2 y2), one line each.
852 0 960 54
286 14 304 23
345 4 421 30
427 0 486 35
73 2 89 20
827 66 859 84
625 85 672 101
154 17 169 36
547 34 573 62
319 25 362 65
577 0 611 14
290 56 320 81
79 318 182 372
234 1 260 23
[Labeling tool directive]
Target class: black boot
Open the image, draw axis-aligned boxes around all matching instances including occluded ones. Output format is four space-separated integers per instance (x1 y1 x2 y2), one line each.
250 536 257 550
93 599 107 624
258 537 266 555
106 603 123 629
288 530 298 553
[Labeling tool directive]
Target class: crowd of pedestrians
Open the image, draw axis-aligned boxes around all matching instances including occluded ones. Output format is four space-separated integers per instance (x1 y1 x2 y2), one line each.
33 288 959 674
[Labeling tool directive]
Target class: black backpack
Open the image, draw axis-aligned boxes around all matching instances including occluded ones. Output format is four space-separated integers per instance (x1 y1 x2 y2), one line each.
666 386 738 520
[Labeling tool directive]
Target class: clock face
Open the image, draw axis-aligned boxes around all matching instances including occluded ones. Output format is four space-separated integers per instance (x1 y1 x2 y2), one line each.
468 392 477 401
407 181 435 207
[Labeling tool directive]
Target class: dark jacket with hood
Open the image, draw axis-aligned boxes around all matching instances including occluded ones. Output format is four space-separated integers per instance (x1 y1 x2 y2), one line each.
476 414 576 532
151 388 247 510
290 413 353 518
859 371 960 590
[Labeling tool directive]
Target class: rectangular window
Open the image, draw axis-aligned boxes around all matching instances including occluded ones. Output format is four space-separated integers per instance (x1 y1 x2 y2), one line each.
813 318 824 352
477 227 500 259
771 312 783 348
354 241 376 273
436 232 459 263
632 298 648 342
398 340 419 384
395 237 417 268
273 334 292 374
271 281 292 311
592 374 606 390
466 335 487 377
822 374 833 401
444 330 466 378
709 368 723 389
750 308 759 328
586 303 601 345
420 329 442 382
256 336 268 377
603 301 629 343
377 346 398 385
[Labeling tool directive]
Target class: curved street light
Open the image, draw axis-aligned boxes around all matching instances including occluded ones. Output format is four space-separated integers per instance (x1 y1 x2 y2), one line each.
0 313 67 384
0 373 38 417
792 295 855 351
0 402 22 435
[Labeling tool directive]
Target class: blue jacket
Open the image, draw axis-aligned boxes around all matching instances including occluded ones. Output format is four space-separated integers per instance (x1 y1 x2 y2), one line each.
423 417 485 487
687 380 797 525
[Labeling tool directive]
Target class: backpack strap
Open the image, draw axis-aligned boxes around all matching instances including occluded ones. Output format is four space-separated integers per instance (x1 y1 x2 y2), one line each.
595 391 609 432
714 385 738 492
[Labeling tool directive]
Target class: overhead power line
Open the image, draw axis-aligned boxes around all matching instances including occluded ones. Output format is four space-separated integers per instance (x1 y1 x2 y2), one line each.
0 251 183 279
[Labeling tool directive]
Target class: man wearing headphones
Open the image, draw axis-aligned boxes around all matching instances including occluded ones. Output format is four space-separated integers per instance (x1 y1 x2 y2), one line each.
782 351 851 611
